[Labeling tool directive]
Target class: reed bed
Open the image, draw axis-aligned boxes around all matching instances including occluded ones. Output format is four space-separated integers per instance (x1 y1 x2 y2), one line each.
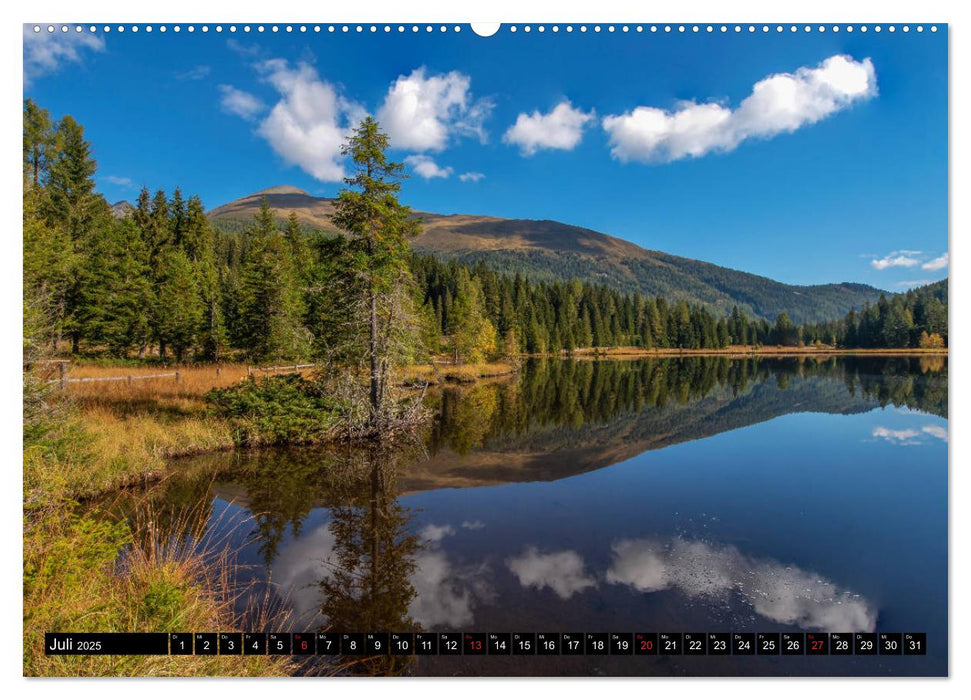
60 364 311 496
66 363 314 407
50 360 515 498
24 498 300 677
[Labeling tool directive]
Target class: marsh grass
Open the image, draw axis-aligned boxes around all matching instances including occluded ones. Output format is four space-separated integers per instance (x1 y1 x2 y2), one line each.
57 361 511 495
24 361 298 677
24 496 299 677
61 364 308 496
400 361 515 385
66 363 294 409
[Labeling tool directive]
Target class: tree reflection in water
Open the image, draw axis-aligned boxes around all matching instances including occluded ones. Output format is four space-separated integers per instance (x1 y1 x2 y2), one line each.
315 442 423 676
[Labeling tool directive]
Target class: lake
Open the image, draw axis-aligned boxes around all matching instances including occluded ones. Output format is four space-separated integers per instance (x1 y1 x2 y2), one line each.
120 355 948 676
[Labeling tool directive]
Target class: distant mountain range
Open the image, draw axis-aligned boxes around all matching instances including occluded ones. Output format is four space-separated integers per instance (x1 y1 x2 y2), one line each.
190 185 888 324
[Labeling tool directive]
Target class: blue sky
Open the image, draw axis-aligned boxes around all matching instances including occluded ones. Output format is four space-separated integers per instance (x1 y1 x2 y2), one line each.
23 24 948 289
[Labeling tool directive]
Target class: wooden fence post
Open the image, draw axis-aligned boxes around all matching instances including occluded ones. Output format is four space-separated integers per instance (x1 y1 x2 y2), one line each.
175 370 181 383
216 365 221 377
59 361 67 390
128 375 133 386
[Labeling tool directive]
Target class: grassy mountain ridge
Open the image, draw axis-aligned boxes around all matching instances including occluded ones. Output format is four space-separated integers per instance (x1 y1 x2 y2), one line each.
207 186 888 324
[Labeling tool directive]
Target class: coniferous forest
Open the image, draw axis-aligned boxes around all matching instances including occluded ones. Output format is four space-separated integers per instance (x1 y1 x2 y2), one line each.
24 99 948 370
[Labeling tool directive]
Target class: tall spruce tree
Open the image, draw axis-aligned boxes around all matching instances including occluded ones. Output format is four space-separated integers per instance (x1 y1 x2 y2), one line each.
449 268 498 363
330 117 422 425
73 217 152 355
23 99 54 189
44 116 100 240
43 115 110 352
184 195 225 360
156 248 203 362
236 205 307 362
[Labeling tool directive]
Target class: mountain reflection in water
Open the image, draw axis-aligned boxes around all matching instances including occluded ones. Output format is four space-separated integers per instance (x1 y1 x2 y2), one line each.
113 355 947 676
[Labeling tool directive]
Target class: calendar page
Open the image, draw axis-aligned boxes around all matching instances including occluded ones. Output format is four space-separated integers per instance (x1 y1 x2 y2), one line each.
22 18 948 679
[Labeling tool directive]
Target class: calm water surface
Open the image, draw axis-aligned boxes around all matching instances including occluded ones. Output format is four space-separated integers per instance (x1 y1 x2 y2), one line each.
124 356 947 676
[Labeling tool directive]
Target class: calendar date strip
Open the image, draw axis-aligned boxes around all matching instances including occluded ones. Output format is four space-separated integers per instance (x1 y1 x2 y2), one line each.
45 631 926 656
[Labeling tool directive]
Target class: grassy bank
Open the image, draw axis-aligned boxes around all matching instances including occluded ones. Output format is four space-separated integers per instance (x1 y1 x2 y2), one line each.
24 505 297 677
23 370 297 676
52 361 515 496
24 358 516 675
401 360 517 384
60 364 263 496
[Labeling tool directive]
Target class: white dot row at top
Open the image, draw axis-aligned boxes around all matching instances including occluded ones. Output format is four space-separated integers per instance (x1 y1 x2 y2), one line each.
31 24 939 35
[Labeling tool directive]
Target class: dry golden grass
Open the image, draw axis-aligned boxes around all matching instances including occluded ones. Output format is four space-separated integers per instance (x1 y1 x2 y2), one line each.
74 407 234 495
562 345 949 358
24 503 299 677
54 360 518 498
61 364 319 495
66 363 312 403
401 361 516 384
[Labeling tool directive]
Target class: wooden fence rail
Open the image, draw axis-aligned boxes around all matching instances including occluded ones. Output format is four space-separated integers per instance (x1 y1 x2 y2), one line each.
42 361 319 389
47 371 181 387
247 363 317 374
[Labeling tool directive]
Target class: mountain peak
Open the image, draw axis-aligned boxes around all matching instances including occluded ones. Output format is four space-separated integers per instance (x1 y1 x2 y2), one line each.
206 189 887 323
252 185 312 197
110 200 134 219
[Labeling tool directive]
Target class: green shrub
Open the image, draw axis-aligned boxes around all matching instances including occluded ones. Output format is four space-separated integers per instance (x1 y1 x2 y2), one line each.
205 375 340 445
139 580 189 628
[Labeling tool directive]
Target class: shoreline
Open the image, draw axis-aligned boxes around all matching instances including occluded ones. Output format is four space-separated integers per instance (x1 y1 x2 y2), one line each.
531 346 948 359
54 349 945 501
57 361 516 501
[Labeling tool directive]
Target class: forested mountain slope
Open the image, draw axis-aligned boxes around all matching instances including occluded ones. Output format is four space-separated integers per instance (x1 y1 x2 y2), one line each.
209 186 886 324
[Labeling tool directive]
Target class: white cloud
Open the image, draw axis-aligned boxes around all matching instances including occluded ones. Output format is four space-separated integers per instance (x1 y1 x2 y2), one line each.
176 65 211 80
506 546 596 600
218 85 265 121
607 537 876 632
253 59 366 182
922 425 948 442
872 426 921 444
503 101 594 156
922 253 949 271
871 250 946 274
871 252 921 270
459 172 485 183
103 175 135 188
23 25 105 85
895 280 934 289
408 550 474 627
226 38 261 58
405 154 453 179
603 54 877 163
461 519 486 530
377 67 491 151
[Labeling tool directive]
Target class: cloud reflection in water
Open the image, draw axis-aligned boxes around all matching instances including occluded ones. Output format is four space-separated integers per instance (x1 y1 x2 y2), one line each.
506 546 597 600
606 537 876 632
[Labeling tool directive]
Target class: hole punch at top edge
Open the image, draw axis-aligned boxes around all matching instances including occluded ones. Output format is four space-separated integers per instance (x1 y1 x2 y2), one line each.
471 23 500 37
